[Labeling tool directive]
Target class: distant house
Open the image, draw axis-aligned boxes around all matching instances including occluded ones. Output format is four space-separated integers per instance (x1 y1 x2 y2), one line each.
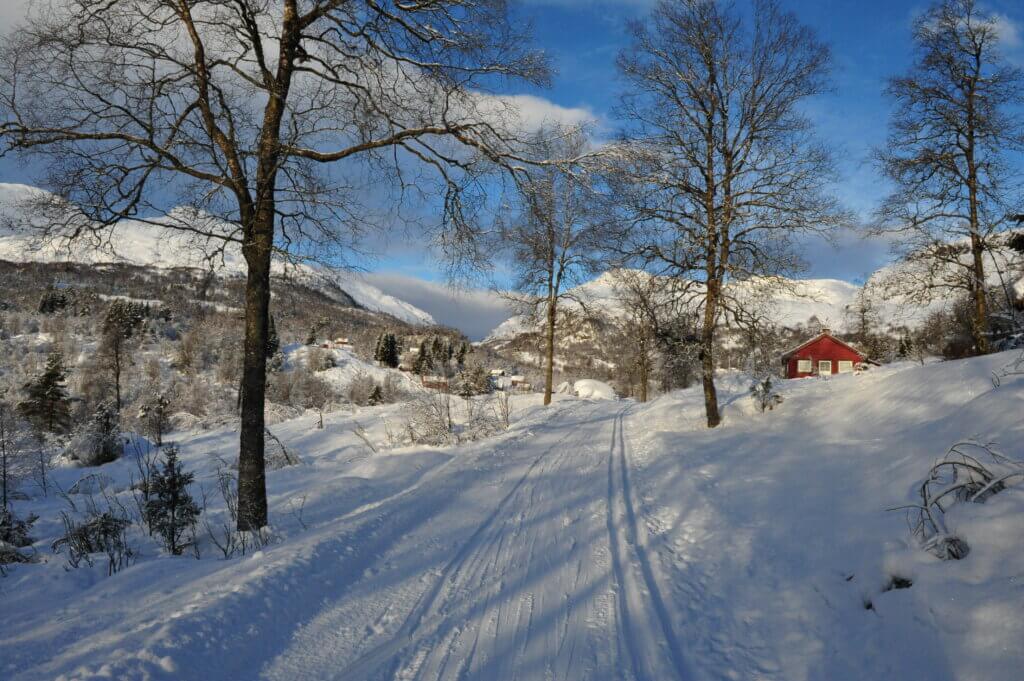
509 375 531 392
420 375 450 392
780 330 873 379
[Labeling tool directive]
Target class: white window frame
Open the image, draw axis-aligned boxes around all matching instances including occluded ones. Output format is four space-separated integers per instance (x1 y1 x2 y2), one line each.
818 360 832 374
796 359 812 373
837 360 854 373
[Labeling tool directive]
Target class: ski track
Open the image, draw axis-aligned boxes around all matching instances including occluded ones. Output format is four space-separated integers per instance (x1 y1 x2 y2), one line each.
263 402 689 681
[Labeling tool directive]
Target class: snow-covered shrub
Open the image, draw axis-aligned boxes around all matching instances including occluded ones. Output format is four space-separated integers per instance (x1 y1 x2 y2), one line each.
67 400 123 466
346 371 379 406
494 391 513 430
462 396 502 441
137 392 172 447
264 428 302 469
199 459 274 559
750 377 782 413
0 507 37 548
893 441 1024 561
144 446 200 556
453 364 493 398
52 493 135 575
406 392 455 445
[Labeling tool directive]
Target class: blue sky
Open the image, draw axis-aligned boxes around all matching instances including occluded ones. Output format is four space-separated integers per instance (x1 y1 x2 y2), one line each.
1 0 1022 334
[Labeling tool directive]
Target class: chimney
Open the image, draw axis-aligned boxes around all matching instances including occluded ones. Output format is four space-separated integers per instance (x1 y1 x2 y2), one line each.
821 328 831 335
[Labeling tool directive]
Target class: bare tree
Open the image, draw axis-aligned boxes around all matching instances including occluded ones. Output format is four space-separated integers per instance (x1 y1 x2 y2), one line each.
0 0 549 529
874 0 1024 356
612 271 662 402
0 399 33 511
502 125 608 405
613 0 843 427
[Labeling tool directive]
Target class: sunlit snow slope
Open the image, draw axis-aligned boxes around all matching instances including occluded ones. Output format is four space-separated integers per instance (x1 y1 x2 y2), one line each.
0 183 435 325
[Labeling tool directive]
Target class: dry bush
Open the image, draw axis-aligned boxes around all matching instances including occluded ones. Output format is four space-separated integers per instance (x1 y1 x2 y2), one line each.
891 441 1024 560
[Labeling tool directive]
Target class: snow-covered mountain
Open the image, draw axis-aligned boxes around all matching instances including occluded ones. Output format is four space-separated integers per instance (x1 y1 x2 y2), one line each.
486 250 1024 342
485 270 866 342
0 183 435 326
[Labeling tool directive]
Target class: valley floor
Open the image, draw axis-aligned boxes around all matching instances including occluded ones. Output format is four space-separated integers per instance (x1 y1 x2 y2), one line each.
2 352 1023 680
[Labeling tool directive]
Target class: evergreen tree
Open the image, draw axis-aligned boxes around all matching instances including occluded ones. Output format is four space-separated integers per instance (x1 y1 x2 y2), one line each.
18 353 72 434
456 341 469 369
367 385 384 406
144 446 200 555
373 333 385 364
414 340 434 375
38 287 68 314
382 333 400 368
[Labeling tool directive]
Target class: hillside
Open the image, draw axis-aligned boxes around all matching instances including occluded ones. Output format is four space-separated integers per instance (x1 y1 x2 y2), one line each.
486 260 1024 343
0 183 435 327
2 350 1022 680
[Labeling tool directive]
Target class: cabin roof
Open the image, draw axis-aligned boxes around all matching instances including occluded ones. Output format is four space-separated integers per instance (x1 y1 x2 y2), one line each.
779 331 869 361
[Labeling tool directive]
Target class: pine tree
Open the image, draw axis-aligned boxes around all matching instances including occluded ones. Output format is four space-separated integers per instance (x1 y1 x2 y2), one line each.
144 446 200 555
456 341 469 369
382 333 400 368
414 340 433 375
38 287 68 314
19 353 72 434
367 385 384 406
373 333 385 364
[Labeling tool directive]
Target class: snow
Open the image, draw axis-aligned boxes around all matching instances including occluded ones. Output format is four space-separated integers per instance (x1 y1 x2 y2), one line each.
0 183 435 326
485 270 866 340
573 378 618 400
285 343 419 395
485 259 1024 340
2 350 1024 677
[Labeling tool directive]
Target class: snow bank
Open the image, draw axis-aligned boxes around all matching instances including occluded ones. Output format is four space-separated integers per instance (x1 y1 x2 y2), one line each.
624 350 1024 681
573 379 617 400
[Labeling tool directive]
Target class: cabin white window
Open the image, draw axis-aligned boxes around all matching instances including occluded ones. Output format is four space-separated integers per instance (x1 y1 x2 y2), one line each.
797 359 812 373
818 360 832 374
837 360 854 373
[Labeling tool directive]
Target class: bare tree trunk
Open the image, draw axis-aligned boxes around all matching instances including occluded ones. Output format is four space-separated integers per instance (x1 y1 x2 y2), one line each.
701 282 721 428
237 221 272 532
965 75 991 356
638 359 649 403
969 231 990 354
112 339 122 412
543 296 556 406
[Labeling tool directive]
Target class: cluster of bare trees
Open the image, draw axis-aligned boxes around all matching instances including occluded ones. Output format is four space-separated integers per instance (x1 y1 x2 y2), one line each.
502 0 844 426
1 0 1021 529
1 0 549 530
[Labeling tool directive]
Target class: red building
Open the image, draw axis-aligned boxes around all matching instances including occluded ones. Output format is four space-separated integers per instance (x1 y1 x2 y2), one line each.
780 330 872 379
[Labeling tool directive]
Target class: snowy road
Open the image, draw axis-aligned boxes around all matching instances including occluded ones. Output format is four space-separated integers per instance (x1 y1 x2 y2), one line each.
263 402 688 681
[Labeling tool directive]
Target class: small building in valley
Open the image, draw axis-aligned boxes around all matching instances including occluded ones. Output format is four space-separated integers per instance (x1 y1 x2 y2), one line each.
780 330 873 379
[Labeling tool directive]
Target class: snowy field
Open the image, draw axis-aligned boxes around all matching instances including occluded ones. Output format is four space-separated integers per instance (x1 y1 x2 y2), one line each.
2 351 1023 680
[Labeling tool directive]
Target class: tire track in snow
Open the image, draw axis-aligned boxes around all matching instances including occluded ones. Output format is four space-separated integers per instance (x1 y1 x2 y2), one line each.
606 407 690 681
332 405 599 681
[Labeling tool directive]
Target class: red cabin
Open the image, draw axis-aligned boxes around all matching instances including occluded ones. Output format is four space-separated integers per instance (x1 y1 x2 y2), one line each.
780 330 872 379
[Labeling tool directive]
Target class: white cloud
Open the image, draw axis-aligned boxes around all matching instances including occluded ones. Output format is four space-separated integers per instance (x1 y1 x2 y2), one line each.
991 13 1022 48
364 272 515 340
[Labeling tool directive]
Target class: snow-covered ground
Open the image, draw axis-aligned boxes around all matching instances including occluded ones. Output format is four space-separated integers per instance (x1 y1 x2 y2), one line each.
2 351 1023 680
